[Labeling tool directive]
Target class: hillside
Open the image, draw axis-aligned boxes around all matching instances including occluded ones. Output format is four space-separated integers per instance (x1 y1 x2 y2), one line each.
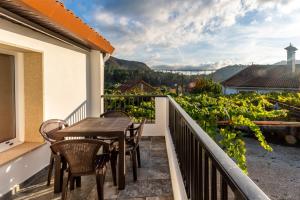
210 65 248 83
106 56 151 71
104 57 196 89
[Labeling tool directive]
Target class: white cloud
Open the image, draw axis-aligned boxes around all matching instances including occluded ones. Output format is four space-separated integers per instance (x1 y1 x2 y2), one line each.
94 11 115 25
119 17 129 26
89 0 300 66
265 16 272 22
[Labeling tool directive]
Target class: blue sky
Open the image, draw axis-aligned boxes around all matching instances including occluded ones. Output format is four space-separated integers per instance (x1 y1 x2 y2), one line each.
61 0 300 69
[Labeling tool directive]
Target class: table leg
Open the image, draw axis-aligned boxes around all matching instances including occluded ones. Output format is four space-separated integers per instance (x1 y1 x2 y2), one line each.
118 135 125 190
130 123 134 137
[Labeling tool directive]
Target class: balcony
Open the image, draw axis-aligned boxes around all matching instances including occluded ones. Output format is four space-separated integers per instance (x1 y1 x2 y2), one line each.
1 95 270 200
3 137 172 200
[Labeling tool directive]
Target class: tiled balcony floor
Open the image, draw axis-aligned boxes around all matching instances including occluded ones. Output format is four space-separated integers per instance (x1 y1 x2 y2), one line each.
3 137 173 200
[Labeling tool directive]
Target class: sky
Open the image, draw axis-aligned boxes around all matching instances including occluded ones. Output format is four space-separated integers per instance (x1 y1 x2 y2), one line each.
61 0 300 69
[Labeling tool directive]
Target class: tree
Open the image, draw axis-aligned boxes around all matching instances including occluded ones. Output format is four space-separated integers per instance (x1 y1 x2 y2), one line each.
191 78 222 94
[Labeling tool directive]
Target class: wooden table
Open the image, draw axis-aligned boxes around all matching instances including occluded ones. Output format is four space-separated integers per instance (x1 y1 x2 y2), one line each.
51 117 132 192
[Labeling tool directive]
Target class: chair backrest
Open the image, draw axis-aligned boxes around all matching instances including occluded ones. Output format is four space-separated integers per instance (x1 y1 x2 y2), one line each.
133 119 146 148
39 119 69 143
50 139 109 175
100 110 130 118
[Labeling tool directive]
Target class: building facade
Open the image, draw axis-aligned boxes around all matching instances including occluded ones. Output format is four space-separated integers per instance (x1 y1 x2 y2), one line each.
0 0 114 195
222 44 300 94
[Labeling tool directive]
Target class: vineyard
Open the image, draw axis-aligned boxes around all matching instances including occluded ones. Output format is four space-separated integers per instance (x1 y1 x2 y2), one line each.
269 92 300 107
175 92 294 172
103 90 300 173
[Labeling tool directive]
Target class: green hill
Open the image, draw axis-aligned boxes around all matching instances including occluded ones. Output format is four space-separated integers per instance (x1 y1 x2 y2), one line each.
105 57 196 89
106 56 152 71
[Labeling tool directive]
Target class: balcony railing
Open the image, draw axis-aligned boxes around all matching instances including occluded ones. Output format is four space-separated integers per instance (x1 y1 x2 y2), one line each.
168 96 270 200
100 95 270 199
65 101 87 125
101 95 165 123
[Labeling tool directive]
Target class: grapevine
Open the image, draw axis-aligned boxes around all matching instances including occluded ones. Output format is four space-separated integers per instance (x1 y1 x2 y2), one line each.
175 93 288 173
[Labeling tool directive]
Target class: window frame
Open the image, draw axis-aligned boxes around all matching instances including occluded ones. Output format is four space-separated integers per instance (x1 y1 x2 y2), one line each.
0 50 24 152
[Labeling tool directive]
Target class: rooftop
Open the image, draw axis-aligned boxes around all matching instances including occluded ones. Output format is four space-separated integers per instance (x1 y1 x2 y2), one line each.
0 0 114 53
118 80 156 93
222 64 300 89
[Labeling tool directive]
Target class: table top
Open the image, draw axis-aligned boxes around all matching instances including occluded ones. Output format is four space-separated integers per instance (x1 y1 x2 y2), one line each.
52 117 132 140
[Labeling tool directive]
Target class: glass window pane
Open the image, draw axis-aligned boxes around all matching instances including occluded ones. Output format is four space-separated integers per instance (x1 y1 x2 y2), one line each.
0 53 15 143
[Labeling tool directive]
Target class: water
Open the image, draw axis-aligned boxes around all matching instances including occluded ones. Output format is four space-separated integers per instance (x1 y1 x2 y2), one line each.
154 69 215 75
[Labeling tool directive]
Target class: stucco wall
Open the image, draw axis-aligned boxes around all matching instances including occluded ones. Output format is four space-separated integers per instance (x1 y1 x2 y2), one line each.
143 97 168 136
0 18 88 120
223 86 238 94
0 18 89 195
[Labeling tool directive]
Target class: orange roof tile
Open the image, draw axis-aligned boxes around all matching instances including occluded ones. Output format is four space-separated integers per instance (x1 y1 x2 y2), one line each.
16 0 114 53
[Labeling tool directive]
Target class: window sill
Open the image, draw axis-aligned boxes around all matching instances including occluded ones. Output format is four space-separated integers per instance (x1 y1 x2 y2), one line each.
0 142 46 166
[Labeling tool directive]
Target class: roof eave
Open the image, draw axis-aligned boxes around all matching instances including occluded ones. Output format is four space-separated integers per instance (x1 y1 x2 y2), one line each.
1 0 114 54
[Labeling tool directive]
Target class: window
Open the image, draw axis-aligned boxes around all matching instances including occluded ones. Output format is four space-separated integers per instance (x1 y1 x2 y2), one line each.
0 53 16 151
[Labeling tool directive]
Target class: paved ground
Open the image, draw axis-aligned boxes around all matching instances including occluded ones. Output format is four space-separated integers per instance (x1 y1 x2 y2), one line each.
246 137 300 200
2 137 173 200
5 136 298 200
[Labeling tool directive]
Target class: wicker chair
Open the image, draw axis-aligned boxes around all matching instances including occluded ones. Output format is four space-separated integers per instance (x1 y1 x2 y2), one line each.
100 111 142 168
50 139 112 200
100 110 130 118
39 119 69 186
111 119 146 181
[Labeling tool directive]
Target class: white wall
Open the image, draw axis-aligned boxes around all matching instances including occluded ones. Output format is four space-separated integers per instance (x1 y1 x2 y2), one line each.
87 50 104 117
0 144 50 196
0 18 88 120
223 86 238 95
0 18 90 195
165 129 188 200
143 97 168 136
223 86 288 94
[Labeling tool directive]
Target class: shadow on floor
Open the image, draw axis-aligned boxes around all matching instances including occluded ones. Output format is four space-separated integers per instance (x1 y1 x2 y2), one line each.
2 137 173 200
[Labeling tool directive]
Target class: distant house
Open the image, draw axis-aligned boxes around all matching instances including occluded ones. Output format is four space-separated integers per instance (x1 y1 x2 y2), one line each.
118 80 157 93
222 44 300 94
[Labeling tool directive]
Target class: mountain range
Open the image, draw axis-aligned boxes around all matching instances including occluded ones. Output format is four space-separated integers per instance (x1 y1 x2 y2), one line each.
106 56 300 86
273 60 300 65
152 64 215 71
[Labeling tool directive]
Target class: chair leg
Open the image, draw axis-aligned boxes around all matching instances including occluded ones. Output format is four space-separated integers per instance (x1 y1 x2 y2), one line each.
131 150 138 181
75 176 81 188
47 153 54 186
61 171 70 200
96 167 106 200
70 177 75 190
54 155 62 193
136 146 141 168
60 158 68 192
70 176 81 190
110 151 118 186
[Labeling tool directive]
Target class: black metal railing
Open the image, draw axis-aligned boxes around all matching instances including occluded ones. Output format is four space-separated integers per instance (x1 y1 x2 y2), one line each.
101 95 165 123
168 96 270 200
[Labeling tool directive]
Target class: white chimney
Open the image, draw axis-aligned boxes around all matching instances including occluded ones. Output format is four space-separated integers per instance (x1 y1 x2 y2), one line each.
285 43 297 73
